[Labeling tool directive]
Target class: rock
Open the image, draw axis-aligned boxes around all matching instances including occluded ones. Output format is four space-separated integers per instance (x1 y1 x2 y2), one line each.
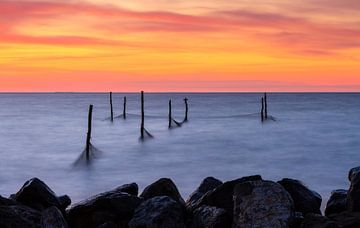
190 175 262 216
186 177 222 209
140 178 185 205
300 213 339 228
0 195 18 206
348 166 360 181
347 169 360 212
293 212 305 228
11 178 70 211
129 196 186 228
97 221 118 228
325 189 347 216
233 180 294 228
67 191 142 228
190 205 230 228
114 183 138 196
41 206 68 228
0 204 41 227
58 195 71 210
328 211 360 227
278 178 321 215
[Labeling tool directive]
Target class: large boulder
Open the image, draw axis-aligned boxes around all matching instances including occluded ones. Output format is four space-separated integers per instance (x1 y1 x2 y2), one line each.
140 178 185 205
0 195 18 206
348 166 360 181
189 175 262 217
328 211 360 227
11 178 71 211
300 213 339 228
0 204 41 227
233 180 294 228
347 167 360 212
41 206 68 228
325 189 347 216
190 205 229 228
114 183 138 196
67 192 143 228
129 196 186 228
278 178 321 215
186 177 222 209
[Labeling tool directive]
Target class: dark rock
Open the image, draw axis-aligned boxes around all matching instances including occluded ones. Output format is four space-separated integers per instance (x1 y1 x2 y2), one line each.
97 221 118 228
67 191 142 228
325 189 347 216
347 169 360 212
0 195 18 206
300 213 339 228
58 195 71 210
41 206 68 228
190 205 230 228
328 211 360 228
189 175 262 215
186 177 222 209
0 204 41 228
233 180 294 227
348 166 360 181
278 178 322 215
129 196 186 228
114 182 138 196
140 178 185 205
292 212 305 228
11 178 70 211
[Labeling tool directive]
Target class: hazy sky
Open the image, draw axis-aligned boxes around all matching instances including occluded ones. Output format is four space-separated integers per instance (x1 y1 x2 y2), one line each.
1 0 359 91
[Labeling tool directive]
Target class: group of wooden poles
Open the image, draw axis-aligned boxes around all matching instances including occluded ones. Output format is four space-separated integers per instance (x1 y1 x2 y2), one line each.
85 91 189 160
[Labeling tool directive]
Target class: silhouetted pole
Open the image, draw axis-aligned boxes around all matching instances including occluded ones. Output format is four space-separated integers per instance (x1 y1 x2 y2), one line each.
140 91 145 139
264 92 268 119
261 98 264 122
168 99 172 128
123 96 127 119
85 104 93 161
110 92 114 122
184 97 188 122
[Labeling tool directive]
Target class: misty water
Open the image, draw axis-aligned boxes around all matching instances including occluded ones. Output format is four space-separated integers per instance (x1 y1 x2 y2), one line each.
0 93 359 208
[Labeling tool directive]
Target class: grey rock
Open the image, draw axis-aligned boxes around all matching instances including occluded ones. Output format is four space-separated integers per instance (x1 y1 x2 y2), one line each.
347 168 360 212
129 196 185 228
186 177 222 209
233 180 294 228
41 206 68 228
114 182 138 196
0 204 41 228
190 205 229 228
348 166 360 181
325 189 347 216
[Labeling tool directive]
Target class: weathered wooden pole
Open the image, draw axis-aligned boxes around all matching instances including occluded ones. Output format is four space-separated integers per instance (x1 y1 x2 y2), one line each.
264 92 268 119
140 91 145 139
261 98 264 122
168 99 172 128
110 92 114 122
85 104 93 161
123 96 127 119
183 97 188 122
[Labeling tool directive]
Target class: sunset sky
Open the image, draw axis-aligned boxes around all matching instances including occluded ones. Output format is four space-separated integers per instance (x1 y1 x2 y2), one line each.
1 0 359 92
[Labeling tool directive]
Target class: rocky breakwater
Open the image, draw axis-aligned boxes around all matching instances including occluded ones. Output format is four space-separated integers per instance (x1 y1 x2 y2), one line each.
2 167 360 227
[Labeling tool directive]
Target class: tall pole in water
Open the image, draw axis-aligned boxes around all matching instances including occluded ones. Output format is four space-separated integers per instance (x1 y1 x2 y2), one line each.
264 92 268 119
168 99 172 128
123 96 127 119
110 92 114 122
184 97 188 122
86 104 93 160
261 98 264 122
140 91 145 139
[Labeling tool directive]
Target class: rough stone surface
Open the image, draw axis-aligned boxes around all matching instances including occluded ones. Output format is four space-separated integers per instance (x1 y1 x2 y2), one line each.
41 206 68 228
348 166 360 181
328 211 360 228
190 205 229 228
0 204 41 228
129 196 186 228
278 178 321 215
140 178 185 205
233 180 294 228
300 213 339 228
0 195 18 206
186 177 222 209
67 192 143 228
114 183 139 196
11 178 70 211
325 189 347 216
347 168 360 212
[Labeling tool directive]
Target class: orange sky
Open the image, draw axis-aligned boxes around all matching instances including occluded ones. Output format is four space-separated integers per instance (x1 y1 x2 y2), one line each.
0 0 360 92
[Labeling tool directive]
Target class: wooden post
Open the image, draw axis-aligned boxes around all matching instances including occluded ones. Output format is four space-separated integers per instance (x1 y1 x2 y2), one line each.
264 92 268 119
184 97 188 122
123 96 127 119
261 98 264 122
140 91 145 139
110 92 114 122
168 99 172 128
85 104 93 160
